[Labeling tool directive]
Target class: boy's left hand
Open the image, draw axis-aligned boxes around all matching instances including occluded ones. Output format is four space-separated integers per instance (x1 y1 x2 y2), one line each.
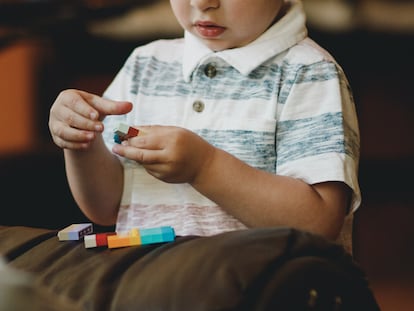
112 125 215 184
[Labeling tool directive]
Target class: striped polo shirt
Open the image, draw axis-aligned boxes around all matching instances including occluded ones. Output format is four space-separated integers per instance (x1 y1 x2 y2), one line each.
102 0 361 237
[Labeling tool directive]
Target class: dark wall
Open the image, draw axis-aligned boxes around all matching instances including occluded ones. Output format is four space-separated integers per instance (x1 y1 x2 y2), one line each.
0 151 114 232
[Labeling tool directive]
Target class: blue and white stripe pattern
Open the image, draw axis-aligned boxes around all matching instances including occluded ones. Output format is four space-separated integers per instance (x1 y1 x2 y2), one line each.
102 0 360 237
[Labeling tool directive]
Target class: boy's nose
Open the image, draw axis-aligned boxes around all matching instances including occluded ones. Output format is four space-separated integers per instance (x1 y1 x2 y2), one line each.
190 0 220 11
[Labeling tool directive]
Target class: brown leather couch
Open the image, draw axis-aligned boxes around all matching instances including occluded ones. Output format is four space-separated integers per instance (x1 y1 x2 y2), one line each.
1 225 381 311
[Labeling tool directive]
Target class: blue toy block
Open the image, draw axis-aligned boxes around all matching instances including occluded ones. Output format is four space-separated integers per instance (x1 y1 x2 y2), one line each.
161 226 175 242
114 133 122 144
140 226 175 244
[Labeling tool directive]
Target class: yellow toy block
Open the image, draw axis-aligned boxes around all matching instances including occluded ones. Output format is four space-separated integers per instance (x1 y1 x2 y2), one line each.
129 228 141 245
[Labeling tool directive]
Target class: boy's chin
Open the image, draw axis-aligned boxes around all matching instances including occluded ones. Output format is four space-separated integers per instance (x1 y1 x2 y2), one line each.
202 40 239 52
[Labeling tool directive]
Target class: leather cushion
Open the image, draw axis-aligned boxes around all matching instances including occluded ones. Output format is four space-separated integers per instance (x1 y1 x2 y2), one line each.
0 225 379 311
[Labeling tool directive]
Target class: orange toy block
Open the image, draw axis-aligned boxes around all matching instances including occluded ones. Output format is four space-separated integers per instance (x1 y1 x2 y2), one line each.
107 229 142 249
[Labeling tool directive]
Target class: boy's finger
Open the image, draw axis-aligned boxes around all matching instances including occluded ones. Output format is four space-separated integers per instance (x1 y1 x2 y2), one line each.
79 91 133 118
112 144 161 165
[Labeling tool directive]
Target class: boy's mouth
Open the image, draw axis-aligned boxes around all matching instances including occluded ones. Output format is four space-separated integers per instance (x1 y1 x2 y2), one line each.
194 21 226 38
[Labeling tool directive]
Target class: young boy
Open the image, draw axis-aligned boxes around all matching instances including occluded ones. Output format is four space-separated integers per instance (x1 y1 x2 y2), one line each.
48 0 360 245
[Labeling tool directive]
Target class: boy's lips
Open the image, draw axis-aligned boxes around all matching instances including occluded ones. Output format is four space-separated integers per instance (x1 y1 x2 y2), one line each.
194 21 226 38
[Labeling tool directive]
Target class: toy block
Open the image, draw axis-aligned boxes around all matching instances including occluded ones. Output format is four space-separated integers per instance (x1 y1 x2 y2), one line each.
58 223 93 241
84 235 96 248
107 229 142 249
129 228 141 245
161 226 176 242
114 123 139 144
140 226 175 245
84 232 116 248
127 126 139 137
114 133 122 144
140 227 162 245
107 234 130 248
114 123 129 137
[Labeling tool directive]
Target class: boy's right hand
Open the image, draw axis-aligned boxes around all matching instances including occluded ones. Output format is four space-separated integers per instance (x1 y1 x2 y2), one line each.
49 89 132 150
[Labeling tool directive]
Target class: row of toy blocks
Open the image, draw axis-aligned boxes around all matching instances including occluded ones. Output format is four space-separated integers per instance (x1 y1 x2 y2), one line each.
58 223 175 249
107 226 175 249
57 223 93 241
114 122 139 144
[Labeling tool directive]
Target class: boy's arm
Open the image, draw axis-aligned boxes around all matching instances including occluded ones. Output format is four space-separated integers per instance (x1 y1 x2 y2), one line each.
48 89 133 226
113 125 350 240
190 148 349 240
64 134 124 226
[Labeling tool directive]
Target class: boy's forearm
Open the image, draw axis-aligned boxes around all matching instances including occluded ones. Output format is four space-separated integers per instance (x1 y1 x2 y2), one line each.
190 149 347 240
64 136 123 226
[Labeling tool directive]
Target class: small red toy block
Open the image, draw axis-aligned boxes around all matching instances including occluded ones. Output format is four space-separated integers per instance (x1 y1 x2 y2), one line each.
114 123 139 144
84 232 116 248
58 223 93 241
127 126 139 137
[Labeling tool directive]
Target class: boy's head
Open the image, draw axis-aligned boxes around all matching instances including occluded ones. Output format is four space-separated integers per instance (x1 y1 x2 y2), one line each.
170 0 285 51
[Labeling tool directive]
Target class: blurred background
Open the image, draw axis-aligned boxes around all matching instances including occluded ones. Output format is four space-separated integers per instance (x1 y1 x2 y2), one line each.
1 0 413 309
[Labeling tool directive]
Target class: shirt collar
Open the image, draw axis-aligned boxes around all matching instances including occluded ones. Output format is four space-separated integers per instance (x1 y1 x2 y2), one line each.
182 0 307 82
